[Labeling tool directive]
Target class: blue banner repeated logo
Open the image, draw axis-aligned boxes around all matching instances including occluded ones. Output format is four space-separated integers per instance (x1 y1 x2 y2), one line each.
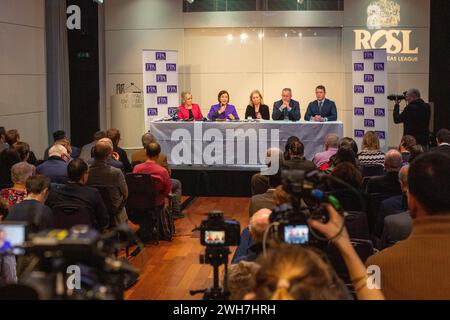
147 108 158 116
364 74 375 82
155 52 166 60
374 108 386 117
354 130 365 138
374 85 385 94
354 85 365 93
354 107 365 116
374 63 385 71
156 74 167 82
363 51 374 59
167 85 178 93
157 96 168 104
354 63 364 71
168 107 178 115
364 97 375 105
146 85 157 94
145 63 156 71
375 131 386 140
364 119 376 127
166 63 177 72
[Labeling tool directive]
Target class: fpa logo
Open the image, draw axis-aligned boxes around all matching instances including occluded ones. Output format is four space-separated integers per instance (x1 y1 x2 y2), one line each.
364 51 375 59
146 85 157 94
374 63 385 71
166 63 177 72
147 108 158 116
156 74 167 82
145 63 156 71
354 130 365 138
354 107 365 116
375 131 386 140
364 74 375 82
168 107 178 115
354 63 364 71
374 85 385 94
157 96 168 105
167 85 178 93
364 97 375 105
374 108 386 117
354 85 365 94
364 119 376 128
155 52 166 60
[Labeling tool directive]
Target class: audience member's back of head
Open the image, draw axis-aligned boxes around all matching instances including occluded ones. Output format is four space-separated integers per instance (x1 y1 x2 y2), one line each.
339 137 358 155
67 158 88 183
141 133 156 148
93 130 107 142
249 209 272 243
5 129 19 146
400 135 417 151
325 133 339 150
48 144 68 159
145 142 161 159
436 128 450 144
11 162 34 185
362 131 380 151
1 147 21 167
289 141 304 158
13 142 30 162
52 130 66 142
252 244 349 300
385 149 402 172
93 139 113 160
106 128 121 147
284 136 300 160
330 162 362 190
26 175 51 195
333 145 357 166
408 153 450 215
408 144 424 163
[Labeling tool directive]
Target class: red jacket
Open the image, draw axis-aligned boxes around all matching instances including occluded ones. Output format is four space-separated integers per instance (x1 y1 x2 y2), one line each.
177 104 203 120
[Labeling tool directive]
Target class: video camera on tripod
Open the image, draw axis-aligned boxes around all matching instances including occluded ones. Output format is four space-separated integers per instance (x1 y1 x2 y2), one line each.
190 211 240 300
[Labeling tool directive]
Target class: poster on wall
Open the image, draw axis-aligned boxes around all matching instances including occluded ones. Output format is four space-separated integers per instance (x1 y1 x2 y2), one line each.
352 49 388 151
142 49 179 130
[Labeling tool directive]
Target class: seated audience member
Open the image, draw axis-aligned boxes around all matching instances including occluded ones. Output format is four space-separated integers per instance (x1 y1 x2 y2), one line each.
0 148 21 187
375 165 409 237
6 175 52 232
329 162 362 190
178 92 203 121
131 133 183 216
249 174 280 217
207 90 239 121
36 145 69 184
107 128 132 173
380 211 413 249
233 209 272 264
272 88 301 121
87 138 124 171
80 131 107 161
312 133 339 167
251 148 283 196
12 142 31 163
46 158 109 231
283 136 300 160
339 137 358 155
282 140 316 172
87 139 128 226
366 153 450 299
0 127 8 153
357 131 385 167
398 135 416 165
44 130 79 160
408 144 424 163
245 90 270 120
324 145 358 173
133 142 174 215
430 128 450 157
0 162 33 209
366 149 403 195
304 85 338 122
227 261 260 300
3 129 37 165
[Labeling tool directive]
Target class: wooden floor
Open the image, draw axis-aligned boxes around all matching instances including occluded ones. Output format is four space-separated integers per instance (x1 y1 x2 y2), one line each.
124 197 250 300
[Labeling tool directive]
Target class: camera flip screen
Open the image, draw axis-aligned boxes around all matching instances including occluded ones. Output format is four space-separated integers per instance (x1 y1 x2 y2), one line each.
0 223 26 254
284 225 309 244
204 230 225 245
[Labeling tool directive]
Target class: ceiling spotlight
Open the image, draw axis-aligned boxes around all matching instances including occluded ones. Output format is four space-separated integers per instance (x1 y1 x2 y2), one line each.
258 32 264 40
186 0 195 4
298 32 302 37
227 34 233 41
240 33 248 41
284 33 288 38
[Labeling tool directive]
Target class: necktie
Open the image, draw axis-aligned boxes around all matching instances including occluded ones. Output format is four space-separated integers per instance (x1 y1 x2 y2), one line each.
318 101 323 114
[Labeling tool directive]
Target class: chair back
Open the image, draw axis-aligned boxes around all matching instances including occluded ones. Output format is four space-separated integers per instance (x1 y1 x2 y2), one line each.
345 211 370 240
90 185 116 221
367 193 397 234
361 165 384 177
125 173 156 211
52 204 92 229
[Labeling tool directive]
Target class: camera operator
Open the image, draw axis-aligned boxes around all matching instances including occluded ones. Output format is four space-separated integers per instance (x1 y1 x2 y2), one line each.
393 88 431 150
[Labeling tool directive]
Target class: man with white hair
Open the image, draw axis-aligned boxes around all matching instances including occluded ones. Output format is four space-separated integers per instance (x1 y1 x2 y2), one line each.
36 144 69 184
393 88 431 149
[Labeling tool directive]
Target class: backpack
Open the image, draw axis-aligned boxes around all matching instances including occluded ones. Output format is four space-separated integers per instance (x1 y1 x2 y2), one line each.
157 205 175 241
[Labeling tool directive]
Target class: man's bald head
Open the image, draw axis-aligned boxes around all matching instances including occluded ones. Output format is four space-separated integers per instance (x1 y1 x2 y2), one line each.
249 208 272 243
385 149 402 172
94 138 113 160
398 165 409 192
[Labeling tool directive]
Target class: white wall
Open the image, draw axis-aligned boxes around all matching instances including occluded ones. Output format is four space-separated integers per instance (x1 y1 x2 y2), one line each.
0 0 47 158
104 0 430 148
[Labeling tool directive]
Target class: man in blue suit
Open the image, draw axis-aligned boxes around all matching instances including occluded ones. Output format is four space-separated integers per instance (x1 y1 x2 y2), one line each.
272 88 301 121
36 144 69 184
304 85 337 122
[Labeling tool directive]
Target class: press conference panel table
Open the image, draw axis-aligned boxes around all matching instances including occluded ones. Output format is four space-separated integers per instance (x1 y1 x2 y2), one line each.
148 120 343 165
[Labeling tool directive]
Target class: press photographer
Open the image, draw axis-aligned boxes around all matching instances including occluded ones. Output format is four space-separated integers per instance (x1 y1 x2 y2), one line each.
391 88 431 149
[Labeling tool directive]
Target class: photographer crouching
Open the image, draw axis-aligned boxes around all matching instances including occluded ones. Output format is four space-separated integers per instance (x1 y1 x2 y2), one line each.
391 88 431 150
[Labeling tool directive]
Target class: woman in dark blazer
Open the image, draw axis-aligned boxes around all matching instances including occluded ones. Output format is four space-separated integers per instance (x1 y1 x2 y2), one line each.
245 90 270 120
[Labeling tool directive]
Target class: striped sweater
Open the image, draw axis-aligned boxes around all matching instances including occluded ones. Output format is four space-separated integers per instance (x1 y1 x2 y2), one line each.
357 150 385 167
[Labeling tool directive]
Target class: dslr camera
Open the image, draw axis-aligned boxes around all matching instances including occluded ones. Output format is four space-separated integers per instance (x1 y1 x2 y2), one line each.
387 91 407 101
200 211 240 247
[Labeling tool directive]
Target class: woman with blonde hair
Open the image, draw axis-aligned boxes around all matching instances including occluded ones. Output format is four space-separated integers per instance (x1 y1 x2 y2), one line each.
177 92 203 121
357 131 385 167
245 90 270 120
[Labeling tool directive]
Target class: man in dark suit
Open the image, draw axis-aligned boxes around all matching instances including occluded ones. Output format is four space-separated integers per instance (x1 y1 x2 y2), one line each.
304 85 338 122
87 139 128 226
46 158 109 230
36 144 69 184
393 88 431 149
430 128 450 157
107 128 132 173
366 149 403 195
272 88 301 121
249 173 280 217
